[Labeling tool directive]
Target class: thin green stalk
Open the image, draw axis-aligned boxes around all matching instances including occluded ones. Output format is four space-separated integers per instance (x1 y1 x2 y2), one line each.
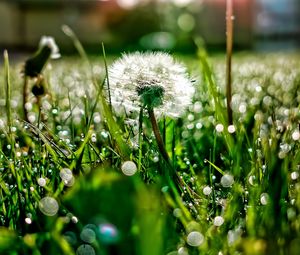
138 108 144 172
226 0 234 125
4 50 12 138
23 76 30 123
102 42 112 109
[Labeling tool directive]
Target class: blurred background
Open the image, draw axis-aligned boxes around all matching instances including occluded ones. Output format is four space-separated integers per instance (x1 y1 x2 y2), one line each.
0 0 300 54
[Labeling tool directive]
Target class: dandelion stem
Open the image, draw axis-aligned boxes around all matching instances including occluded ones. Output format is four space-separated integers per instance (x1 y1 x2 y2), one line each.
148 109 172 168
226 0 233 125
138 108 144 172
148 108 200 198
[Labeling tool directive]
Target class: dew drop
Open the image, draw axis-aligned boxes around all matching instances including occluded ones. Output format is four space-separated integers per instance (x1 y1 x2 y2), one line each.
292 131 300 141
213 216 224 227
173 208 182 218
186 231 204 247
178 247 189 255
291 172 299 180
25 217 32 224
227 125 236 134
121 161 137 176
39 196 59 216
37 177 46 187
203 186 212 196
60 168 73 182
248 175 256 186
80 228 96 243
221 174 234 187
260 193 269 205
215 124 224 133
76 244 95 255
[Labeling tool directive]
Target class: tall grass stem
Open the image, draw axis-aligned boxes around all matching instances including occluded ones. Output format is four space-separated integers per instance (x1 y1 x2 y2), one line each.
226 0 233 125
4 50 12 137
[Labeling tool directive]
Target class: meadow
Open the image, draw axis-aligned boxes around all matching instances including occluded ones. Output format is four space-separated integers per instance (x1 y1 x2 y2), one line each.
0 36 300 255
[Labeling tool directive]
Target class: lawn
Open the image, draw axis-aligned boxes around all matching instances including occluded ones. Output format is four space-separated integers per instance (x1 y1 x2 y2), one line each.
0 38 300 255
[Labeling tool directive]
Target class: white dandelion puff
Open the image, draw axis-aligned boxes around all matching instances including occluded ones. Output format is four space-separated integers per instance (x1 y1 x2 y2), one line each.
108 52 194 118
39 36 61 59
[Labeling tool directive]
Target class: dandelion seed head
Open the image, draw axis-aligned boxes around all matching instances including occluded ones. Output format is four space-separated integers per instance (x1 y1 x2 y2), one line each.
108 52 194 118
39 36 61 59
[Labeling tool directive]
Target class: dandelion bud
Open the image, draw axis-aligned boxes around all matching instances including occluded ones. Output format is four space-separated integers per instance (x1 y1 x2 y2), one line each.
32 78 46 96
24 36 60 78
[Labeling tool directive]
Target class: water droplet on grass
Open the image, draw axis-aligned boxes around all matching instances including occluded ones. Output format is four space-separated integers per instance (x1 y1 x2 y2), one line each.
173 208 182 218
121 161 137 176
186 231 204 247
25 217 32 224
37 177 46 187
227 125 236 133
98 223 119 244
260 193 269 205
39 196 59 216
213 216 224 227
215 124 224 133
292 131 300 141
60 168 73 182
291 172 299 180
178 247 188 255
203 186 212 195
221 174 234 187
80 228 96 243
76 244 95 255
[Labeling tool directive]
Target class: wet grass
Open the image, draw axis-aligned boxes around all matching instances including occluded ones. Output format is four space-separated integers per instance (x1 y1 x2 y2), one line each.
0 48 300 255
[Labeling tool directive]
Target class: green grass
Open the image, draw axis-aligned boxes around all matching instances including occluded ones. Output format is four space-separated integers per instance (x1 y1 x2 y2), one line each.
0 47 300 255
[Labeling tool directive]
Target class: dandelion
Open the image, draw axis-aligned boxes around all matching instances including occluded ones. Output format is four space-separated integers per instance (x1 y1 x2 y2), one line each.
108 52 194 118
24 36 60 78
109 52 194 179
22 36 60 123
